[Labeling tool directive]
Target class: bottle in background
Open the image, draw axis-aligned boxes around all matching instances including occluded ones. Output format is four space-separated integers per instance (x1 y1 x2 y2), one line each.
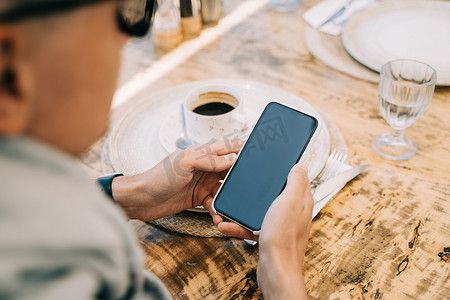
152 0 183 50
200 0 221 24
180 0 202 39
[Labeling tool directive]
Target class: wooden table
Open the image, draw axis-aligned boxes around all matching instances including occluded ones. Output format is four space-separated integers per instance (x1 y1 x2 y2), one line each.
81 0 450 298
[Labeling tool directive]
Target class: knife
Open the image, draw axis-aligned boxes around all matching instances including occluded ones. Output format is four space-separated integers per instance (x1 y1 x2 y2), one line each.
313 164 369 204
318 0 353 28
303 0 349 28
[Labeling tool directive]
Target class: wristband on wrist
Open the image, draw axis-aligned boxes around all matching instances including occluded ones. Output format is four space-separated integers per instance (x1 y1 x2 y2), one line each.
96 173 124 201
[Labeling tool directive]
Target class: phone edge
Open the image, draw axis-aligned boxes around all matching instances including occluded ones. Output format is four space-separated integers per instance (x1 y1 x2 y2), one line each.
212 101 319 234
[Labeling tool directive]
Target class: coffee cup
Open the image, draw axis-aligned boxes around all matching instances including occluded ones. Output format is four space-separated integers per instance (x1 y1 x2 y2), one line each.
184 84 247 144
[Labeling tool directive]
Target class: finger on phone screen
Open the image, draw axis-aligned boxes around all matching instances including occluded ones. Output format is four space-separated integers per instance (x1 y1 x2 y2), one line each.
191 140 244 156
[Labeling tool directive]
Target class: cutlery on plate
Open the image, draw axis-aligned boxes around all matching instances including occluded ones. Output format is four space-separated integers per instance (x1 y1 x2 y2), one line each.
245 164 368 244
319 0 355 28
303 0 350 28
176 104 192 150
331 0 378 27
311 150 348 189
313 163 369 204
303 0 379 35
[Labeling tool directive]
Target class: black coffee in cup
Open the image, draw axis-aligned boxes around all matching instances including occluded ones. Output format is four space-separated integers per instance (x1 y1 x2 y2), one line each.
193 102 235 115
191 92 238 116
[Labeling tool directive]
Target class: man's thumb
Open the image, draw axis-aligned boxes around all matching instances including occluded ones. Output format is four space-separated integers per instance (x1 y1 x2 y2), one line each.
284 163 309 195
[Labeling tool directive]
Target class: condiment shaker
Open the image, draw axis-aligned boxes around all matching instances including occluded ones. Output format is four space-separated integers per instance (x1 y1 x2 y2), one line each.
180 0 202 39
200 0 221 24
152 0 183 50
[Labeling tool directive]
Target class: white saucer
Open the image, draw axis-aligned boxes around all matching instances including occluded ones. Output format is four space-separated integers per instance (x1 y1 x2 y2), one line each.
158 108 259 154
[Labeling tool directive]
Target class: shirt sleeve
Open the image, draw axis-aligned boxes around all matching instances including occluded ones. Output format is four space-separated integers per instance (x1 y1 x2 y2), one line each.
0 249 106 300
0 234 174 300
0 143 172 300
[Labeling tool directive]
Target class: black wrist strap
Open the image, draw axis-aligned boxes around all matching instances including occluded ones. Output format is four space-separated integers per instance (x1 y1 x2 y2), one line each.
96 173 124 201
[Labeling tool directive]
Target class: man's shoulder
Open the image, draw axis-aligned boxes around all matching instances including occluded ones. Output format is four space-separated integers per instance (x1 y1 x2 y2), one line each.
0 151 152 300
0 152 98 210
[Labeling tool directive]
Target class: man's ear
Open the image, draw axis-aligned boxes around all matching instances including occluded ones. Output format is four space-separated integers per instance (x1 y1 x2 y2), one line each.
0 25 32 136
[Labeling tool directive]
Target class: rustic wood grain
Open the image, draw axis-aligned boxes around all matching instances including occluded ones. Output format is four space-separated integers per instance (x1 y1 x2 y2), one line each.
80 0 450 298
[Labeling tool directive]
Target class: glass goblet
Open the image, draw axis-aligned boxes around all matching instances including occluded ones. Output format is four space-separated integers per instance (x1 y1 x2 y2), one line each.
372 59 436 161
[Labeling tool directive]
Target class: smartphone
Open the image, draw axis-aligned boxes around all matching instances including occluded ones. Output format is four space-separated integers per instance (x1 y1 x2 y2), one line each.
212 101 319 234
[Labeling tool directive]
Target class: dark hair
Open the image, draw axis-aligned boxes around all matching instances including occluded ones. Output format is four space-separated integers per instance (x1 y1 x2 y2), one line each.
0 0 110 23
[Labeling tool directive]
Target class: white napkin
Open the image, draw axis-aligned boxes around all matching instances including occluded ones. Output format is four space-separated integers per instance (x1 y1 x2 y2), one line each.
312 163 351 218
303 0 378 36
303 0 349 28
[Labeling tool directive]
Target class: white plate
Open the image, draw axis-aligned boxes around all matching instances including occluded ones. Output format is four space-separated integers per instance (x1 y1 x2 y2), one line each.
106 80 331 211
342 1 450 86
304 24 379 84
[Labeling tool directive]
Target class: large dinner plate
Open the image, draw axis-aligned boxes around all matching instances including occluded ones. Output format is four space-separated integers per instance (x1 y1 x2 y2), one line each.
304 24 379 84
342 1 450 86
106 80 330 183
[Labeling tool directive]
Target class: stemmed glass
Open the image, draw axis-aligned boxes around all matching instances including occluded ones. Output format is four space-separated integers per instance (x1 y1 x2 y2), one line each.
372 59 436 160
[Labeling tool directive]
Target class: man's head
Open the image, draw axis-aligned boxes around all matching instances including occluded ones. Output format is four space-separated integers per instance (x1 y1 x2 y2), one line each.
0 0 153 155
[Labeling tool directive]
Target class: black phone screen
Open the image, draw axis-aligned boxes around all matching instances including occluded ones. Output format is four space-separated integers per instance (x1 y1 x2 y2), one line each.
213 102 318 231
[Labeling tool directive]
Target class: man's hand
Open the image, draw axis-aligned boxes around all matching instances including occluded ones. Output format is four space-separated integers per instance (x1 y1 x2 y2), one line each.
112 143 312 298
256 163 313 299
209 163 313 298
111 140 244 222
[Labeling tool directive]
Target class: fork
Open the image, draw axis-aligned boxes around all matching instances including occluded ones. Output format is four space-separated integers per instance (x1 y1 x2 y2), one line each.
244 150 347 247
310 150 348 190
